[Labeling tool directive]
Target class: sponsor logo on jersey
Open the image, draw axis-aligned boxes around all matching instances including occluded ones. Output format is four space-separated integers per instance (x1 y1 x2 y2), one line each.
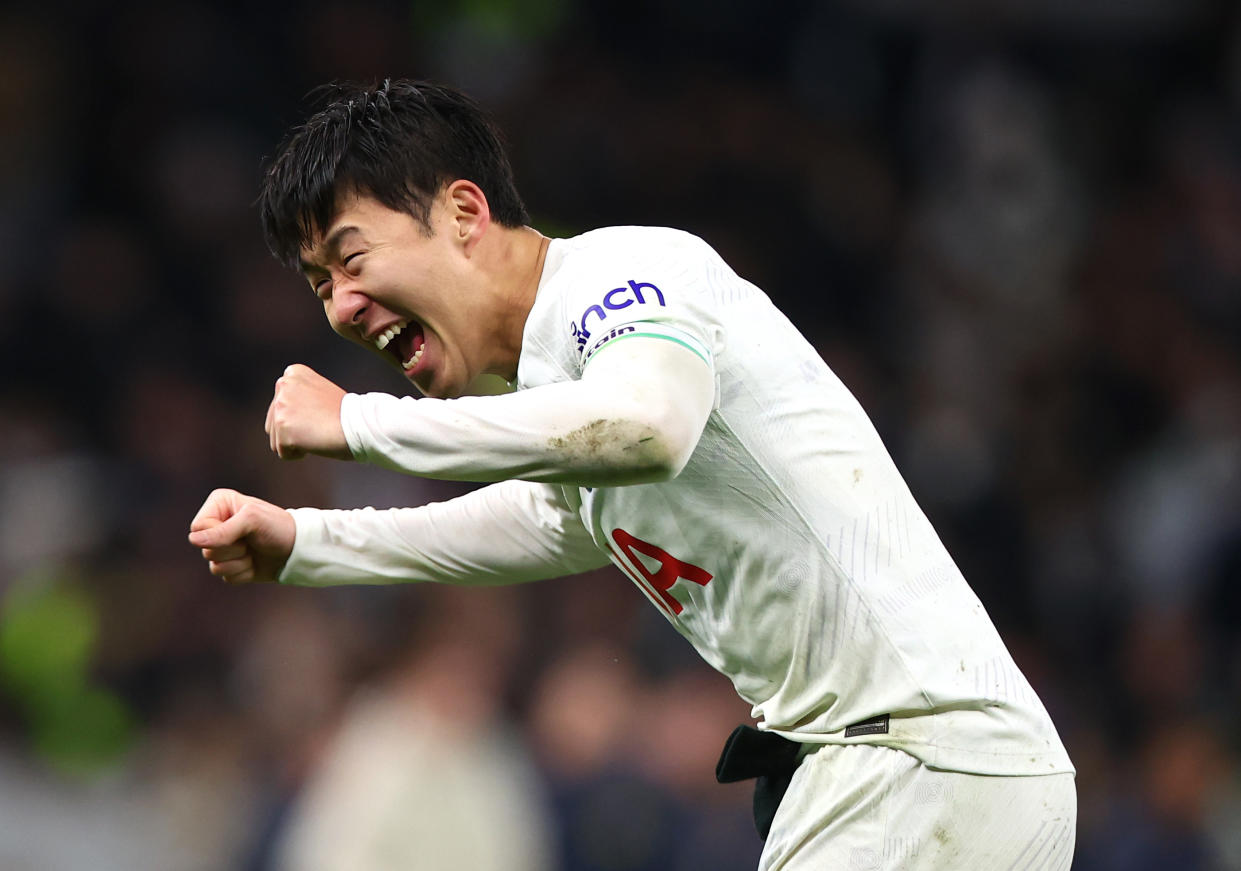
582 325 636 363
570 280 666 352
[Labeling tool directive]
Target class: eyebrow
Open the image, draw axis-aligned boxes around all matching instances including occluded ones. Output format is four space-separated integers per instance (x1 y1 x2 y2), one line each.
298 225 361 274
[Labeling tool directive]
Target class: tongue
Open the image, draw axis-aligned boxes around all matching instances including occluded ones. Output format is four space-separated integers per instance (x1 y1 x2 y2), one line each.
395 323 425 365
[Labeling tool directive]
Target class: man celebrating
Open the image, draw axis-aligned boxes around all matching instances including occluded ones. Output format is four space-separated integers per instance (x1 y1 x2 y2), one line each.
189 79 1075 869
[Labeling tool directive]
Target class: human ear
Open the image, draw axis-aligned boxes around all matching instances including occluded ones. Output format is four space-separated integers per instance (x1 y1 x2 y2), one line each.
445 180 491 251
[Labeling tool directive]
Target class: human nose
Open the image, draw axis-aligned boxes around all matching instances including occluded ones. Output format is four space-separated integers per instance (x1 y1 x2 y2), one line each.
329 283 370 331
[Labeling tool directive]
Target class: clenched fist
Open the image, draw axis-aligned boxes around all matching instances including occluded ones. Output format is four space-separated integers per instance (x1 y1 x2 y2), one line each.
265 364 351 460
187 489 296 584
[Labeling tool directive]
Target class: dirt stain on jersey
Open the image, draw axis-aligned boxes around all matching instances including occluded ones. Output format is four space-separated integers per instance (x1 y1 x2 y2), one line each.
930 826 962 866
549 419 664 469
549 419 613 458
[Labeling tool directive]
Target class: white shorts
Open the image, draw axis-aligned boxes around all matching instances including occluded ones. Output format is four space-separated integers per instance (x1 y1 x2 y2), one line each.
761 743 1076 870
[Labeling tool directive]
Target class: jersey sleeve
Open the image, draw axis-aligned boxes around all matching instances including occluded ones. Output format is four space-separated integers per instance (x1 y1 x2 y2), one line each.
559 248 718 375
340 333 715 485
278 478 610 587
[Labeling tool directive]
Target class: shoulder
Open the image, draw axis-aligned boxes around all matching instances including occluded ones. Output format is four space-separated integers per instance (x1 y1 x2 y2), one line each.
535 225 718 320
542 226 721 320
555 225 716 270
544 226 721 306
520 226 725 383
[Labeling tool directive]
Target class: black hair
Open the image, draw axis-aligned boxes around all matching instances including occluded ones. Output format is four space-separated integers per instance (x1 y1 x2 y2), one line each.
258 78 529 269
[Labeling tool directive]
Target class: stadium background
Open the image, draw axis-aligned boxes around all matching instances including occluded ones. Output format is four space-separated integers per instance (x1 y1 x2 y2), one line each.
2 0 1240 867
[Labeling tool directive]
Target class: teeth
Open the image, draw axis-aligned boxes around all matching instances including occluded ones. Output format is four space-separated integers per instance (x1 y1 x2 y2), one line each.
402 346 423 370
374 322 405 350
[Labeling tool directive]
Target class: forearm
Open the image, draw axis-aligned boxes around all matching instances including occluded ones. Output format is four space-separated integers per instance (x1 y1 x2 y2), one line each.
279 479 608 587
343 382 666 485
343 337 714 486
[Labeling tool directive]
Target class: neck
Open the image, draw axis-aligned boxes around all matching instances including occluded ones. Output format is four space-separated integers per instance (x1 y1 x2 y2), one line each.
479 224 550 381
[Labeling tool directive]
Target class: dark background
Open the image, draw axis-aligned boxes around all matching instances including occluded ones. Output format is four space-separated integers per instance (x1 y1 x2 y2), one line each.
1 1 1240 868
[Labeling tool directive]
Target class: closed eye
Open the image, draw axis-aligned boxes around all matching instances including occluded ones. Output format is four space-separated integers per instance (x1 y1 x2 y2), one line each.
308 252 362 299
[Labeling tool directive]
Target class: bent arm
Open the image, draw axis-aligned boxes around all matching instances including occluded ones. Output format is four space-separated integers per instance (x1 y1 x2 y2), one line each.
279 478 609 587
342 333 715 486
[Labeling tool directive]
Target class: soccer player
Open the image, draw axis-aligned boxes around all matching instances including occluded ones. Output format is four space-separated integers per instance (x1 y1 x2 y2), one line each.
189 79 1075 869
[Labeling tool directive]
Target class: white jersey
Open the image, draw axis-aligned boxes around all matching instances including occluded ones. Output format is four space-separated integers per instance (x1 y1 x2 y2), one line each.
283 226 1073 778
518 227 1070 776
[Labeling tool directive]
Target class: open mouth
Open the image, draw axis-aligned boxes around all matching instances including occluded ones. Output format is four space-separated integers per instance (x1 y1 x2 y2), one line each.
373 320 426 372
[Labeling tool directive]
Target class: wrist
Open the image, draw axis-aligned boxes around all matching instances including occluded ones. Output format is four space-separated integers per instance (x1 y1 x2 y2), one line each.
339 392 366 460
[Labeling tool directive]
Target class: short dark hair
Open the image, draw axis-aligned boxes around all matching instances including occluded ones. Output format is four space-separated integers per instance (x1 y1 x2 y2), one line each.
258 78 530 269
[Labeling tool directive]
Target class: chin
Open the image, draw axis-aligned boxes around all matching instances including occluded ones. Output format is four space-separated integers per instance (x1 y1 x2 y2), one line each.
432 384 467 400
410 373 459 400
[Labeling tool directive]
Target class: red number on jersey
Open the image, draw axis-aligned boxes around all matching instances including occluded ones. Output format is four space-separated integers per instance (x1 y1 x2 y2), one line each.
609 528 713 616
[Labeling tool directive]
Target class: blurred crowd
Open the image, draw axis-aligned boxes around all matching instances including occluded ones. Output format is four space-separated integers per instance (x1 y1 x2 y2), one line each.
2 0 1241 868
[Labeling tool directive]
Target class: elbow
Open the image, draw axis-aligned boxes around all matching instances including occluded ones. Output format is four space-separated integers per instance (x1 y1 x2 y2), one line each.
618 398 703 482
623 429 690 483
549 413 697 485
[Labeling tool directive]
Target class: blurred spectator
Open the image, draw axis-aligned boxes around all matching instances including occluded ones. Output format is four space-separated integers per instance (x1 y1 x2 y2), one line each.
265 588 553 871
526 643 762 871
1076 718 1238 871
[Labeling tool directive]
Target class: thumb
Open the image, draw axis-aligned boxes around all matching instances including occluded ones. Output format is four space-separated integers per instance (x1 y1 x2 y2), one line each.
187 512 253 549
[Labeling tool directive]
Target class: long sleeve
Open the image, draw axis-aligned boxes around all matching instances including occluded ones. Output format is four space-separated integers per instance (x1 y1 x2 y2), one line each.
279 478 609 587
341 333 716 487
